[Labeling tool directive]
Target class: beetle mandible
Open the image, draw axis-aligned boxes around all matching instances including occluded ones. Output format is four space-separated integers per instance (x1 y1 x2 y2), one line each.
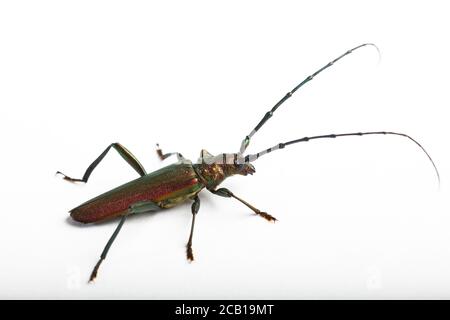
57 43 440 282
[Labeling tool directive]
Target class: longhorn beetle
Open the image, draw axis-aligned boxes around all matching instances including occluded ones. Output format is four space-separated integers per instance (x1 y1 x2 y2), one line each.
57 43 440 282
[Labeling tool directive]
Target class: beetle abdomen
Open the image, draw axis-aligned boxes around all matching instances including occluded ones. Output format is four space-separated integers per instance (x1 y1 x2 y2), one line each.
70 163 204 223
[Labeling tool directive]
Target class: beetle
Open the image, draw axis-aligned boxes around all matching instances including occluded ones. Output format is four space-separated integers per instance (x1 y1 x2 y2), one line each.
57 43 440 282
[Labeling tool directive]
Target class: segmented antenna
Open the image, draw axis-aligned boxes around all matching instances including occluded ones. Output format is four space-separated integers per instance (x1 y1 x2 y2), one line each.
243 131 440 186
238 43 380 154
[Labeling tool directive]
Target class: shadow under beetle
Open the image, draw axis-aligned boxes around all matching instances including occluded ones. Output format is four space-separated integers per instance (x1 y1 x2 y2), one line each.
57 43 440 282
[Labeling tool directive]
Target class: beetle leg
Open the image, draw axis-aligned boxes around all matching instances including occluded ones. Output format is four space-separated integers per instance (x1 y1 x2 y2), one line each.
186 196 200 262
211 188 277 222
156 143 185 161
88 200 160 283
57 143 146 183
129 200 161 213
89 214 128 283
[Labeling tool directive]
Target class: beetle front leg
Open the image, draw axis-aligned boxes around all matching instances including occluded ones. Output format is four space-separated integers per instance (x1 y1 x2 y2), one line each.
186 196 200 262
210 188 277 222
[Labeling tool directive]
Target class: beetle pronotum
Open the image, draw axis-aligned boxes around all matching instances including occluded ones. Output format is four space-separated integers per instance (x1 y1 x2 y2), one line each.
57 43 439 282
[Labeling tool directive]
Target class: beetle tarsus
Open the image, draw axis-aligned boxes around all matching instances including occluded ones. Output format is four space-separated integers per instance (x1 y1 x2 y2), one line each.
89 258 103 283
156 144 185 161
257 211 277 223
186 245 194 262
156 144 165 161
56 171 85 183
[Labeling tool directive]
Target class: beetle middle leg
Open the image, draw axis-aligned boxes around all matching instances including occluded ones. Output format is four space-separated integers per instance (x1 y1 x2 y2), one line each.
156 143 185 161
211 188 277 222
57 142 146 183
186 196 200 262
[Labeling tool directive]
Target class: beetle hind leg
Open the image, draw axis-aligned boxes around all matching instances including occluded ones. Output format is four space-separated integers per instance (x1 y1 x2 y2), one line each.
57 142 146 184
89 214 128 283
256 211 278 222
88 200 160 282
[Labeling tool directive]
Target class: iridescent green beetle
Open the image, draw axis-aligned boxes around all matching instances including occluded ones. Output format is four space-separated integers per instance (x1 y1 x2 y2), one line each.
57 43 439 282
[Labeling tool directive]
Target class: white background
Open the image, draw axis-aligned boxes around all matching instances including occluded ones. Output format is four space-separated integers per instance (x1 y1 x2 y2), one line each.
1 1 449 299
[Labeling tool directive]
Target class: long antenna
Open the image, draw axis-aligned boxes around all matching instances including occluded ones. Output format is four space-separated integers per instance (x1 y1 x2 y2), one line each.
243 131 440 186
238 43 380 154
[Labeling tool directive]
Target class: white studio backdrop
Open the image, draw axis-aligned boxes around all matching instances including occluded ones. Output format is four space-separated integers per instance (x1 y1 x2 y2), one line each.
0 0 449 299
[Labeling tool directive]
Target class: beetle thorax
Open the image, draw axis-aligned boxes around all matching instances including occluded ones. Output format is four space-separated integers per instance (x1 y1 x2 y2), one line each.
193 149 255 189
193 163 227 189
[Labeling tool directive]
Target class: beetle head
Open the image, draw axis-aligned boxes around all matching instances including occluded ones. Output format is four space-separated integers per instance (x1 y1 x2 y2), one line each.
234 162 255 176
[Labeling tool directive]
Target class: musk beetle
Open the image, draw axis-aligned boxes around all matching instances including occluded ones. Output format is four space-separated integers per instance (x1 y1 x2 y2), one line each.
57 43 440 282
